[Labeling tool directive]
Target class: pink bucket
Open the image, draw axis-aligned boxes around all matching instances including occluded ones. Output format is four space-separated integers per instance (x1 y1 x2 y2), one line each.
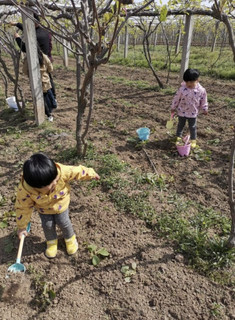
177 143 191 157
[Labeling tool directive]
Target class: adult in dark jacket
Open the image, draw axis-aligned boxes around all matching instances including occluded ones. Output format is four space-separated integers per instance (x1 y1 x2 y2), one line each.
11 14 56 98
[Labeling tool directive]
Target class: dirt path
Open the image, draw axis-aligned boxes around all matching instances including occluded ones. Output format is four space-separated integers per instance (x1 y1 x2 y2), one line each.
0 58 234 319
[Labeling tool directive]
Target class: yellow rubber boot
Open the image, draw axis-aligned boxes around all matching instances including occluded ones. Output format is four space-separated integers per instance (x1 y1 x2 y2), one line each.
176 137 182 145
191 140 197 148
45 239 58 258
65 234 78 255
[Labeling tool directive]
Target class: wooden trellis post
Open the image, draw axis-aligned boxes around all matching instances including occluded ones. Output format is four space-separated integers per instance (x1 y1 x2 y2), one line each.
117 35 120 52
22 11 44 125
124 25 129 58
63 38 69 68
175 19 182 55
180 14 194 81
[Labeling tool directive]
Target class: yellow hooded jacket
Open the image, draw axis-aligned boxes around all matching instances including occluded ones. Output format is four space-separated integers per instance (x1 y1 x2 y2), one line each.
15 163 98 229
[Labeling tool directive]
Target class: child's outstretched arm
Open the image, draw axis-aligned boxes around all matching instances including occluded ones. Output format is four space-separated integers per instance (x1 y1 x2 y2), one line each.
59 163 100 182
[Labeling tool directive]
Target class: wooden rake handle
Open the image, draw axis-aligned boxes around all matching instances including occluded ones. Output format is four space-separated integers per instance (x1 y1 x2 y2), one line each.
16 234 25 263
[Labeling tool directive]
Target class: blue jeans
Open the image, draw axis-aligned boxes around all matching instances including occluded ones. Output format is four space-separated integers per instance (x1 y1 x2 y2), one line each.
176 116 197 140
39 209 74 241
43 89 57 117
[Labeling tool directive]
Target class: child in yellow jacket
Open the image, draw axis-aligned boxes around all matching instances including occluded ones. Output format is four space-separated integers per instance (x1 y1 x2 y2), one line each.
15 153 100 258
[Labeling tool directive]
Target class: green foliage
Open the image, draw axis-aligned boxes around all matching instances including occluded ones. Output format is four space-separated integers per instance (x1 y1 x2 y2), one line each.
107 76 159 91
86 244 110 266
57 147 80 163
157 198 234 284
110 190 156 223
160 5 168 22
225 98 235 108
207 138 220 146
98 153 127 176
0 194 6 207
121 262 137 283
210 303 223 318
0 211 16 229
28 266 56 311
110 45 234 80
193 148 212 161
134 172 174 192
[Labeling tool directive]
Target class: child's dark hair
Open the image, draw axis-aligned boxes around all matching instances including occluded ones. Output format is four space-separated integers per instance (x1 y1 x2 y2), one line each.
23 153 57 188
183 69 200 82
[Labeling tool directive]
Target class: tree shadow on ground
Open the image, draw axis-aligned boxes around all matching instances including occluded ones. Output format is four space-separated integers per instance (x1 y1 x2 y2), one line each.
26 242 175 319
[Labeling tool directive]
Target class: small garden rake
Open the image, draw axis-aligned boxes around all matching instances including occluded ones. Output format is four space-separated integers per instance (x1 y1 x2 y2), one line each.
166 111 175 130
8 222 31 273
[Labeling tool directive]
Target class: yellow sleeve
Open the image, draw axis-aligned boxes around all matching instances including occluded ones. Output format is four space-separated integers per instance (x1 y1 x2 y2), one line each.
43 54 53 73
15 182 34 229
59 163 98 182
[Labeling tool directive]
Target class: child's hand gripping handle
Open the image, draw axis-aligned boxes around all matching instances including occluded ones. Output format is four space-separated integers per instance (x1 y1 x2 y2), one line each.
16 222 31 263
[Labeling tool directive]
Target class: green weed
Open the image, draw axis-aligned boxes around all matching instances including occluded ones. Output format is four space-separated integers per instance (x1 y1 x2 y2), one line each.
161 87 176 95
110 190 156 223
0 211 16 229
0 194 6 207
210 302 223 318
225 98 235 108
134 172 174 192
106 76 158 91
121 262 137 283
98 153 127 176
157 198 234 284
86 243 109 266
193 148 212 161
28 266 56 311
207 138 220 146
109 45 234 80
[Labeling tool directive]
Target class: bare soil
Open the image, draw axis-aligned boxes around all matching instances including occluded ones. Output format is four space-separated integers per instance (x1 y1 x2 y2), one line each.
0 57 235 320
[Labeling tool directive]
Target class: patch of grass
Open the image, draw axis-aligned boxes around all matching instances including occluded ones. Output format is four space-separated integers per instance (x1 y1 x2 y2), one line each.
160 87 176 95
98 153 128 176
119 99 137 108
57 147 80 163
110 190 156 223
109 45 234 80
0 194 7 207
210 303 223 318
225 98 235 108
207 138 220 146
193 148 212 161
207 94 215 103
133 172 174 192
57 142 97 165
99 119 116 128
106 76 158 91
157 196 234 285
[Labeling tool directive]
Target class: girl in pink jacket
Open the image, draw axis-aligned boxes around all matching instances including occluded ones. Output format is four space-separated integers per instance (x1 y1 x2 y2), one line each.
171 69 208 148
